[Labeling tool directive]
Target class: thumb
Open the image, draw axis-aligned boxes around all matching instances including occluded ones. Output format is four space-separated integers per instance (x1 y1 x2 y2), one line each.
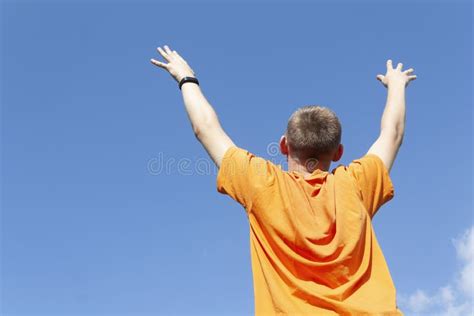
376 74 384 82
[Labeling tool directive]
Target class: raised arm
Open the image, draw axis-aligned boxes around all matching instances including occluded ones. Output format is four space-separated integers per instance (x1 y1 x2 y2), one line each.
151 45 235 167
367 59 417 172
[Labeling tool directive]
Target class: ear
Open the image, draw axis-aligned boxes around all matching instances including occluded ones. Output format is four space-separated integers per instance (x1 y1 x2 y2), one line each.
279 135 289 156
332 144 344 162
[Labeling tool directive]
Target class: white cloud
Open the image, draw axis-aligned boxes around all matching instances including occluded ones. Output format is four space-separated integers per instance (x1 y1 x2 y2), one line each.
439 286 454 305
398 226 474 316
453 226 473 298
405 289 432 312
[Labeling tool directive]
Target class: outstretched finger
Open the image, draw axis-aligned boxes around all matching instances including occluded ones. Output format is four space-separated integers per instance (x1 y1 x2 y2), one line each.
396 63 403 71
164 45 173 55
172 50 182 60
408 75 417 81
157 47 171 61
376 74 384 82
151 58 168 69
387 59 393 70
173 50 184 59
404 68 414 75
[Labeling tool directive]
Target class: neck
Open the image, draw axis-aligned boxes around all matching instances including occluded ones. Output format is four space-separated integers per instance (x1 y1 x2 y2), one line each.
287 155 331 177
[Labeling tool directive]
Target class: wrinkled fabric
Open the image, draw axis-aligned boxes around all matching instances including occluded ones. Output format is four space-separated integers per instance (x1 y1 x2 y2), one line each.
217 146 403 315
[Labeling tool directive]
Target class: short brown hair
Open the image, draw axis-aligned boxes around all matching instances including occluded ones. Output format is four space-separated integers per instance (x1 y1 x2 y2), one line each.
286 105 342 159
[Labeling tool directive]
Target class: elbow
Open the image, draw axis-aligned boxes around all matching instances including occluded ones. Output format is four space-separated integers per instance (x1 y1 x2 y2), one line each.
393 126 404 146
193 125 205 139
192 124 201 137
193 120 218 140
192 111 222 140
381 127 404 147
396 133 404 146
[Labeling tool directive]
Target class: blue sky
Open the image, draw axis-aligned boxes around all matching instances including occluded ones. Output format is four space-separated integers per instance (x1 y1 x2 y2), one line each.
1 1 472 315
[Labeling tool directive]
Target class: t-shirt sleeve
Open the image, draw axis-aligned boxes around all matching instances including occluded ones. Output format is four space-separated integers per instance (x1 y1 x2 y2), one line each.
216 146 278 212
347 153 395 218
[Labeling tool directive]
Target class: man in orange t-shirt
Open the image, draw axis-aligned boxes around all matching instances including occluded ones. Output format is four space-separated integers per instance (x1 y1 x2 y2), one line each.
152 45 416 315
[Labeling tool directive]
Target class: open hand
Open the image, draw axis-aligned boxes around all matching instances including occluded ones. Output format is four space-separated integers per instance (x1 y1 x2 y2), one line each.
377 60 417 88
151 45 196 83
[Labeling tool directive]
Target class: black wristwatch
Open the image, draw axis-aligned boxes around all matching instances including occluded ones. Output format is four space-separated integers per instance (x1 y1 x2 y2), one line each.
179 76 199 90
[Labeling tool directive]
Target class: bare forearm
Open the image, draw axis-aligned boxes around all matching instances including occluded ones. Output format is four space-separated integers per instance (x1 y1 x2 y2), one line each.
181 83 220 136
380 82 406 141
180 82 235 165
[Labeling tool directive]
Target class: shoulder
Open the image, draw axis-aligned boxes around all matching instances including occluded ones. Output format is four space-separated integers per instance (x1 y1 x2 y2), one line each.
330 154 386 173
220 146 280 172
218 146 283 186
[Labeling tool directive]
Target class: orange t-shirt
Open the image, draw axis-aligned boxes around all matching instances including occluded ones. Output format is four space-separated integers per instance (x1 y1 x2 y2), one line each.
217 146 403 316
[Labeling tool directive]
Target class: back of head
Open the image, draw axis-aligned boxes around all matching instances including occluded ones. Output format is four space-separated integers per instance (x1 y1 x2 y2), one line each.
286 105 342 161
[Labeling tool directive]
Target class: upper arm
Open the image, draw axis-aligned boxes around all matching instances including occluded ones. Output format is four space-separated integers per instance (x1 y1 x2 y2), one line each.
366 129 403 172
216 146 277 211
347 154 395 218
